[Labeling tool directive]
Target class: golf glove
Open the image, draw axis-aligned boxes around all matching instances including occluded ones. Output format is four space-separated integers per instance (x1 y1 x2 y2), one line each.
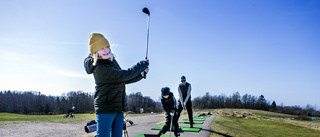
181 102 185 108
145 67 149 74
141 68 149 77
170 110 175 116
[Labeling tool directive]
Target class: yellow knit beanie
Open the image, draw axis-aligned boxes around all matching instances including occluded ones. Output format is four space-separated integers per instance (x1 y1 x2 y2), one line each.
89 32 110 54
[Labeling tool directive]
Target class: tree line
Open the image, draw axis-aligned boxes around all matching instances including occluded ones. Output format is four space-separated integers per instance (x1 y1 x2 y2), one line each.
1 90 319 117
127 92 163 113
0 90 95 114
192 92 320 117
0 90 162 114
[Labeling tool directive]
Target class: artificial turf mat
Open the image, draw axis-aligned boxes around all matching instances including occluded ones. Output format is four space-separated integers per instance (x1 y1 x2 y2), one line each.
178 121 204 124
133 134 174 137
194 115 211 118
151 125 201 132
183 118 205 121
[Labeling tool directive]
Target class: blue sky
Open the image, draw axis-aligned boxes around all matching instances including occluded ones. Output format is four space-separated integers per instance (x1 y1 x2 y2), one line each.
1 0 319 109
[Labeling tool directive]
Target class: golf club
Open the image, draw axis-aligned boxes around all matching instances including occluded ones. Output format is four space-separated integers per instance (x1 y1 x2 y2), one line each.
179 104 185 125
142 7 150 79
169 113 173 137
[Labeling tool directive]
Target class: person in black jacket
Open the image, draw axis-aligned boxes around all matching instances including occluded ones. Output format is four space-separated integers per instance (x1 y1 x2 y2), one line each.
84 32 149 137
158 87 180 137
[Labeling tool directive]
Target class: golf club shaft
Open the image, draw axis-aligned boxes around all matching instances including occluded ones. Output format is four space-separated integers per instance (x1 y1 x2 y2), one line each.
180 106 185 123
145 15 150 60
143 11 150 79
170 114 173 137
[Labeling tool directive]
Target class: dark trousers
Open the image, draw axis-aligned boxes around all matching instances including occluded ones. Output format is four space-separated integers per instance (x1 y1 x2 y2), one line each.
177 100 193 126
159 113 179 135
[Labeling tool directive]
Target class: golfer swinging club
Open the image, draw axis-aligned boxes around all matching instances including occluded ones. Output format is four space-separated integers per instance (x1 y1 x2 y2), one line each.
84 32 149 136
177 76 194 128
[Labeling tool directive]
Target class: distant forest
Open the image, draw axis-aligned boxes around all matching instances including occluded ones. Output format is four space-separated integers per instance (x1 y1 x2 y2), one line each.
193 92 320 117
0 90 319 117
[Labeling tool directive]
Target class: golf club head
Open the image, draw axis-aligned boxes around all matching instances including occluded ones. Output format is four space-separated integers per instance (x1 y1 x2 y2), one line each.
142 7 150 15
144 134 159 137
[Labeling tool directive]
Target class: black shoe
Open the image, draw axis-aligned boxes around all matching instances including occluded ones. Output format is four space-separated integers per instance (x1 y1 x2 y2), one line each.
190 125 193 128
175 132 180 137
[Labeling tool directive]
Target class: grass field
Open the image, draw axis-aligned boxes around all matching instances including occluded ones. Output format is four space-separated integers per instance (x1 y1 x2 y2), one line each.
0 112 158 126
209 109 320 137
0 113 97 126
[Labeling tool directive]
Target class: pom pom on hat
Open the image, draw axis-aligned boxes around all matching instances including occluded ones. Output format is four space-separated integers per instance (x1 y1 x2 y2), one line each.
89 32 110 55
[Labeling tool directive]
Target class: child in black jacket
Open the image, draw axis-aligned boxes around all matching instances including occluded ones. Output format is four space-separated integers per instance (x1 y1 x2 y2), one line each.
158 87 180 137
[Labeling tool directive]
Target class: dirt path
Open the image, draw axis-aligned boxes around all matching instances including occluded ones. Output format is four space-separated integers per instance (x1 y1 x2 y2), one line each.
0 122 95 137
0 114 215 137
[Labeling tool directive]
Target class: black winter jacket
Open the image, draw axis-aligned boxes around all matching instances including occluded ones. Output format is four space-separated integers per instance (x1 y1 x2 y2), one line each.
161 92 177 115
84 56 149 114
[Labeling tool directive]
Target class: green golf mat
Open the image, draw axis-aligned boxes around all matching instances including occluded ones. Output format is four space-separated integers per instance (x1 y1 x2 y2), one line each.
151 125 201 132
178 121 204 124
183 118 205 121
133 134 177 137
193 115 211 118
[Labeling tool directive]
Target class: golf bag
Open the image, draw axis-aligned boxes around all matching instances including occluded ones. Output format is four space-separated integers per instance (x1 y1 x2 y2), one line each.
63 106 78 118
84 120 97 133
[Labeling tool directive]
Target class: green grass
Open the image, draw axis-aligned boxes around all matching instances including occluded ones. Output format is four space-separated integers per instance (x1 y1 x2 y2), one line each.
0 112 160 126
210 110 320 137
0 113 97 126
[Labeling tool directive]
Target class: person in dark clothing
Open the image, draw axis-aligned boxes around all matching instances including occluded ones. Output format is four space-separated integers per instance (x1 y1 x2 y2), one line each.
84 32 149 137
158 87 180 137
177 76 194 128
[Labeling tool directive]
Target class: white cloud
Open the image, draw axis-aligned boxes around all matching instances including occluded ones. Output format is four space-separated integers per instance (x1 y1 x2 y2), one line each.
57 70 93 79
0 51 38 62
0 37 87 49
111 43 120 47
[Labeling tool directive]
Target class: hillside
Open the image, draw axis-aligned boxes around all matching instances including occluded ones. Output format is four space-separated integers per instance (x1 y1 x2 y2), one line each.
209 108 320 137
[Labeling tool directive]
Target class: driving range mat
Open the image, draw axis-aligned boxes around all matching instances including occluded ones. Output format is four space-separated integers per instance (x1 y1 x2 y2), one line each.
133 134 180 137
178 121 204 124
151 125 201 132
183 118 205 121
193 115 211 118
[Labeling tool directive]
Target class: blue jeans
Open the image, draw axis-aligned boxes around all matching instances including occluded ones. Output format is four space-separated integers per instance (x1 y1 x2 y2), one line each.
96 112 124 137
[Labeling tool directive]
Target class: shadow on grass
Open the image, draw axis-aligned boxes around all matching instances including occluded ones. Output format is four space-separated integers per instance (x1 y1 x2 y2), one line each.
202 129 233 137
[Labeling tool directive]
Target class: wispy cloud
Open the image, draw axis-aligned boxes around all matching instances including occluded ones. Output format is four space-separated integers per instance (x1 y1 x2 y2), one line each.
57 70 93 79
38 63 93 79
0 52 92 79
0 51 38 62
111 43 120 47
0 37 87 49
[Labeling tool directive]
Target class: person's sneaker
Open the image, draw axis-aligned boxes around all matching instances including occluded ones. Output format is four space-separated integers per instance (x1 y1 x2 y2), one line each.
175 132 180 137
190 125 193 128
179 127 184 132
